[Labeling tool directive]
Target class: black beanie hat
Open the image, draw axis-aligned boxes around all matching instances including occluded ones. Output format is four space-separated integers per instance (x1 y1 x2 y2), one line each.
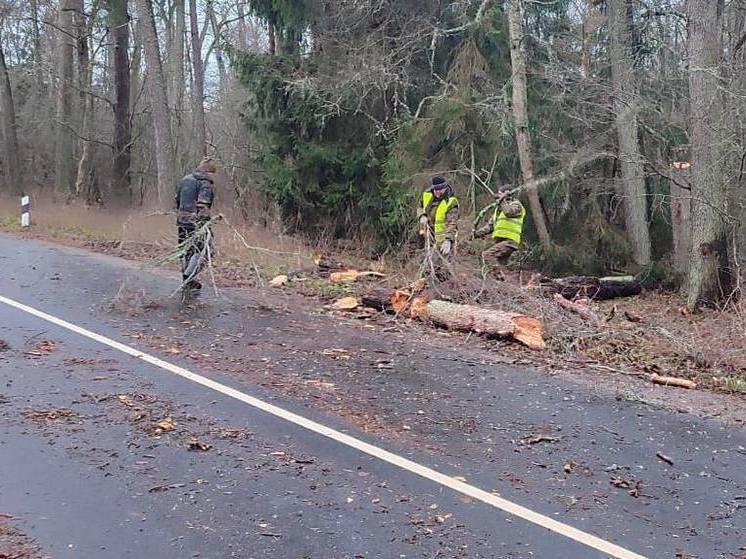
431 176 448 189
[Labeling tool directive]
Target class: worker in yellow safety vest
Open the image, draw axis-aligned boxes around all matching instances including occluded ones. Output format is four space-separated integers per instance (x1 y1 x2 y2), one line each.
474 185 526 272
417 176 460 259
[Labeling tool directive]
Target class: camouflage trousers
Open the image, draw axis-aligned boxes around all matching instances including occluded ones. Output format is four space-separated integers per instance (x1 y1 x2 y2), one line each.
481 240 518 276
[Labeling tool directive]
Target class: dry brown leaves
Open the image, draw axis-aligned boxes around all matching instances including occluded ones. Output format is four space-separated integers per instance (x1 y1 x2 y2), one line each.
23 408 77 423
24 340 57 357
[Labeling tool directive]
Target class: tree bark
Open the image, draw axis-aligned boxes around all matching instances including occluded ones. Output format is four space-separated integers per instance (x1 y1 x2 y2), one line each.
54 0 77 197
73 0 88 109
268 21 277 56
536 275 642 300
608 0 651 267
361 289 411 314
110 0 132 204
686 0 729 309
189 0 206 158
135 0 175 205
236 2 248 46
30 0 45 93
553 294 600 323
670 162 691 277
423 299 546 350
73 1 101 204
168 0 185 117
74 40 96 203
0 33 21 194
207 0 227 93
506 0 551 248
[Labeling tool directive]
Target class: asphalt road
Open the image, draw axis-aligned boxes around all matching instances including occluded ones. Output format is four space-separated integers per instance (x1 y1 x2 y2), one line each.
0 234 744 559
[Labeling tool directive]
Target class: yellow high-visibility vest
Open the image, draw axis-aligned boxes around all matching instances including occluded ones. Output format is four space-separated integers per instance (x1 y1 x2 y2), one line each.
492 205 526 244
422 191 459 242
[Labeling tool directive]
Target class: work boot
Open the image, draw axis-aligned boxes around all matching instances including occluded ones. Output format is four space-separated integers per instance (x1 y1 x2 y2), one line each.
182 277 202 291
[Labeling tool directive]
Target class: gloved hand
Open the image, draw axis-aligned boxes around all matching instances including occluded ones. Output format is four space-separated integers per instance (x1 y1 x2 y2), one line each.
417 215 429 236
440 239 453 256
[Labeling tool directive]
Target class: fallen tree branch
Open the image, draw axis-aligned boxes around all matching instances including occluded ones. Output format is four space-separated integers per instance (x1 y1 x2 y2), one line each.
649 373 697 390
553 294 600 323
535 275 642 300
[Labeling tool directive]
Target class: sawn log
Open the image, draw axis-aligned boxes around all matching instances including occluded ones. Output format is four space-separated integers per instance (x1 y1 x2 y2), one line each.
423 300 545 350
539 275 641 300
361 289 410 313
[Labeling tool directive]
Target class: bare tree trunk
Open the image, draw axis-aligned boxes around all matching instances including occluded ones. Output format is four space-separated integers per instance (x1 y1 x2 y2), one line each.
0 33 21 194
130 17 142 114
168 0 185 120
608 0 651 267
236 2 248 46
30 0 45 93
73 0 88 110
189 0 206 158
686 0 729 309
54 0 77 197
74 83 96 203
207 0 227 93
268 21 277 56
74 1 101 204
135 0 174 205
110 0 132 205
129 18 146 204
506 0 551 247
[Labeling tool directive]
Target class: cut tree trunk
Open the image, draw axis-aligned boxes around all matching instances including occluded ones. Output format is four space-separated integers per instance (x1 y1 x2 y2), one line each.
361 289 410 314
670 162 691 277
507 0 551 248
359 290 545 349
538 275 641 300
650 373 697 390
423 300 545 350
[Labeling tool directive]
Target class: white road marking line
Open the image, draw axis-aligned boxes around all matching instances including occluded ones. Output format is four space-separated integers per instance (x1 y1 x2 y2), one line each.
0 293 646 559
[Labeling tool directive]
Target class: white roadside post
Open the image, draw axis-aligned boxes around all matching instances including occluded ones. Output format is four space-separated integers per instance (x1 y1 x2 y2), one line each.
21 195 30 227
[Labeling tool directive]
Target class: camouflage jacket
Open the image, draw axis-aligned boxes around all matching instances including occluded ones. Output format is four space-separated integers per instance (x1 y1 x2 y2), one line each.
475 199 524 239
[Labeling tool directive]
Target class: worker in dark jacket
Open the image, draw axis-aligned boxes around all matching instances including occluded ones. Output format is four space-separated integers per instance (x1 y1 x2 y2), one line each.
175 158 216 290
